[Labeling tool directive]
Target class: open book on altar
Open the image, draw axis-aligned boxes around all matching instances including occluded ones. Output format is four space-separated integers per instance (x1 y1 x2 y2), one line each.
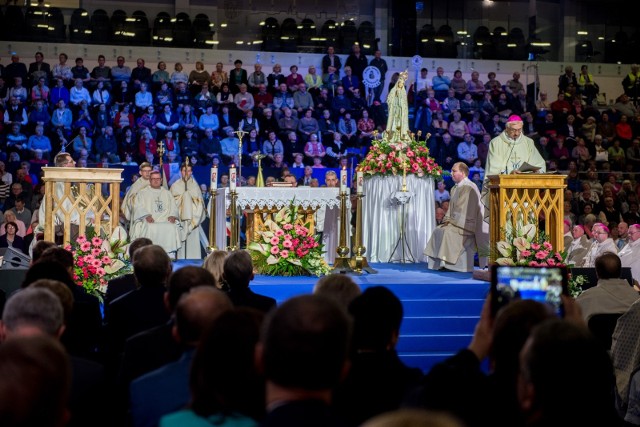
517 162 542 173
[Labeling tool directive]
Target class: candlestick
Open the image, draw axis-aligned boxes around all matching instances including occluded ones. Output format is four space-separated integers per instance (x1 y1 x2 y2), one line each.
356 170 363 195
402 159 407 192
340 166 347 194
229 165 237 192
210 166 218 191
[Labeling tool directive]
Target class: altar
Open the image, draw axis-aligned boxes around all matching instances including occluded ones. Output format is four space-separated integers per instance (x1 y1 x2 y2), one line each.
363 175 436 263
209 187 345 263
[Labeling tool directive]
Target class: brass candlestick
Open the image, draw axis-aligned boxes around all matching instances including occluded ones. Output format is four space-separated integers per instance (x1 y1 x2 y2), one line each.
349 191 377 274
254 153 267 187
227 189 240 251
207 189 218 252
234 129 247 184
331 191 360 275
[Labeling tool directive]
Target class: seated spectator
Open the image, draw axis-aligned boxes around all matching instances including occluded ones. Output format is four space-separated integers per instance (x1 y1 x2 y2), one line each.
134 83 153 112
338 112 358 147
466 71 485 99
69 78 91 110
170 62 189 87
237 110 259 135
293 82 314 115
286 65 304 92
154 81 173 108
259 295 350 427
357 109 376 149
130 286 232 427
92 80 111 107
448 112 469 141
254 83 273 113
305 65 323 95
432 67 452 101
159 308 264 427
114 104 135 133
70 126 92 159
219 128 240 165
173 81 192 108
616 115 633 145
188 61 210 91
208 62 227 93
342 66 360 96
30 76 50 106
520 319 621 426
319 108 338 142
277 107 299 140
243 129 263 165
326 132 348 167
442 89 461 117
51 99 73 136
193 83 216 114
156 104 180 138
27 125 52 160
450 70 467 99
228 60 248 95
223 249 276 312
304 133 326 164
136 106 158 137
234 83 255 114
331 86 352 118
138 129 158 161
267 63 285 94
178 104 198 135
467 112 487 139
434 180 450 204
198 128 222 164
151 61 170 88
247 63 266 93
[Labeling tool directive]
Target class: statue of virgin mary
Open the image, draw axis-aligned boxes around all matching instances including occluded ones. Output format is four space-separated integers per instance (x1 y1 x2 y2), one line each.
385 70 410 143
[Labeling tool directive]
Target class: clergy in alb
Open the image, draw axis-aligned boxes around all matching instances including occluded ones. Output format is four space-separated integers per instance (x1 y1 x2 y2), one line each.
424 162 488 272
618 224 640 281
130 171 182 254
170 161 206 259
481 115 546 219
122 162 152 221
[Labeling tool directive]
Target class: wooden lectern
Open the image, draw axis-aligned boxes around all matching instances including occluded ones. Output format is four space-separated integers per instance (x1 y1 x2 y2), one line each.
487 174 566 261
42 167 123 245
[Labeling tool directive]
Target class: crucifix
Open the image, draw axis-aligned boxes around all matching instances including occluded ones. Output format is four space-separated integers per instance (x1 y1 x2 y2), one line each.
234 129 248 184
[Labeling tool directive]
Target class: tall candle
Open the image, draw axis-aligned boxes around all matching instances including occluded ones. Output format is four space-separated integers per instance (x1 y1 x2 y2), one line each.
210 166 218 191
229 165 237 192
356 170 363 194
340 166 347 194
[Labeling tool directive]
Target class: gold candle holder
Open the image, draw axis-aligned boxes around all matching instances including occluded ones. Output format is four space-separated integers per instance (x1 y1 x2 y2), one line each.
253 153 267 187
331 191 360 275
234 129 248 184
349 191 377 274
227 189 240 251
207 189 218 253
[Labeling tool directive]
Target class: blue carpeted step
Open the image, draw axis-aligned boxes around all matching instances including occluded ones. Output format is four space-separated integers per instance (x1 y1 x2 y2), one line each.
401 316 479 335
396 334 472 353
402 299 484 316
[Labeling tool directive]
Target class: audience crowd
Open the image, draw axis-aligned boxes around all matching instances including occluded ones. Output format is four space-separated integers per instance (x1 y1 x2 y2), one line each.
1 240 638 427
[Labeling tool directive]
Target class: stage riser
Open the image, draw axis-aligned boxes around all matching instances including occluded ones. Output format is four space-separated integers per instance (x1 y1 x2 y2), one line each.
401 299 484 316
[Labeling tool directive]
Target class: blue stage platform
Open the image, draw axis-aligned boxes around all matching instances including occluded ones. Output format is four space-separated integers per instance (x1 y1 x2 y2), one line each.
174 260 490 373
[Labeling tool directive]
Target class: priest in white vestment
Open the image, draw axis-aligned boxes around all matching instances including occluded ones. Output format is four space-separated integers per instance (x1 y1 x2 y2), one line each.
618 224 640 282
122 162 152 221
567 224 591 266
425 162 488 272
130 171 182 254
581 223 618 267
170 161 206 259
315 170 350 264
481 115 546 221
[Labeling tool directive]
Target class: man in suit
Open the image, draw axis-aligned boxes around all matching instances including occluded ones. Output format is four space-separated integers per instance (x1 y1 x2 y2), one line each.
28 51 51 86
103 237 152 316
130 286 232 427
224 249 276 313
258 295 351 427
1 285 108 427
106 245 172 355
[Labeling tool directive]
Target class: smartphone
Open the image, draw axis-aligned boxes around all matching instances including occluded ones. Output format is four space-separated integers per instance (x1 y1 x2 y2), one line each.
491 265 568 317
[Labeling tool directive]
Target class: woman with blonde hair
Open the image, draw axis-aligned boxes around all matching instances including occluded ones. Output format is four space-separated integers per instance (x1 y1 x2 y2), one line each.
202 250 228 289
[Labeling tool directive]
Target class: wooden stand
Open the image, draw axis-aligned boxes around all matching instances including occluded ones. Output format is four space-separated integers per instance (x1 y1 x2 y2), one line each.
42 167 123 245
487 174 566 262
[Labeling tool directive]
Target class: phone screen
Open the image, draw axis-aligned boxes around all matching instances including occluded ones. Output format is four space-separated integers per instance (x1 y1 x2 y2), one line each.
491 266 567 316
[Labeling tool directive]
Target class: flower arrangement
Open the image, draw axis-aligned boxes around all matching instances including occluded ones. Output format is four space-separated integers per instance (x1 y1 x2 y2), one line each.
65 230 132 301
495 224 566 267
359 132 445 179
248 205 331 277
494 223 588 296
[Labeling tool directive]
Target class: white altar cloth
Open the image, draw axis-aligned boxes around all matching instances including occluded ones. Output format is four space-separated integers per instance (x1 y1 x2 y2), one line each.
363 175 436 263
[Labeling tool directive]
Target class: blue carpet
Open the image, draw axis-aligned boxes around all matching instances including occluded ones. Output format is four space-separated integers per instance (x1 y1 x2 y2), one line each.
174 260 490 373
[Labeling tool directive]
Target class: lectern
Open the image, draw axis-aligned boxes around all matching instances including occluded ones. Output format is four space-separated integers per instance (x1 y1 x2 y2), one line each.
487 174 566 262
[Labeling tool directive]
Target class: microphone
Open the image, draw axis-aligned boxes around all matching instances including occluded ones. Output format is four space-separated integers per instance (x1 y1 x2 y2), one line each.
503 139 515 174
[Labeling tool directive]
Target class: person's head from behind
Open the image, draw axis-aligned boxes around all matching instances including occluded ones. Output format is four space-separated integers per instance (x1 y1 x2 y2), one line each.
31 240 56 264
348 286 403 353
594 252 622 280
190 308 265 420
491 300 554 380
202 250 229 289
1 287 65 339
38 247 74 274
260 295 351 392
223 250 254 290
133 245 172 288
128 237 153 260
173 287 232 347
313 275 361 310
518 319 617 425
22 261 75 291
0 336 71 427
167 266 217 313
361 409 464 427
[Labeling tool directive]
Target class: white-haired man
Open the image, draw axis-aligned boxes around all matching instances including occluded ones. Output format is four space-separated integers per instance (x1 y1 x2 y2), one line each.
582 223 618 267
618 224 640 281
